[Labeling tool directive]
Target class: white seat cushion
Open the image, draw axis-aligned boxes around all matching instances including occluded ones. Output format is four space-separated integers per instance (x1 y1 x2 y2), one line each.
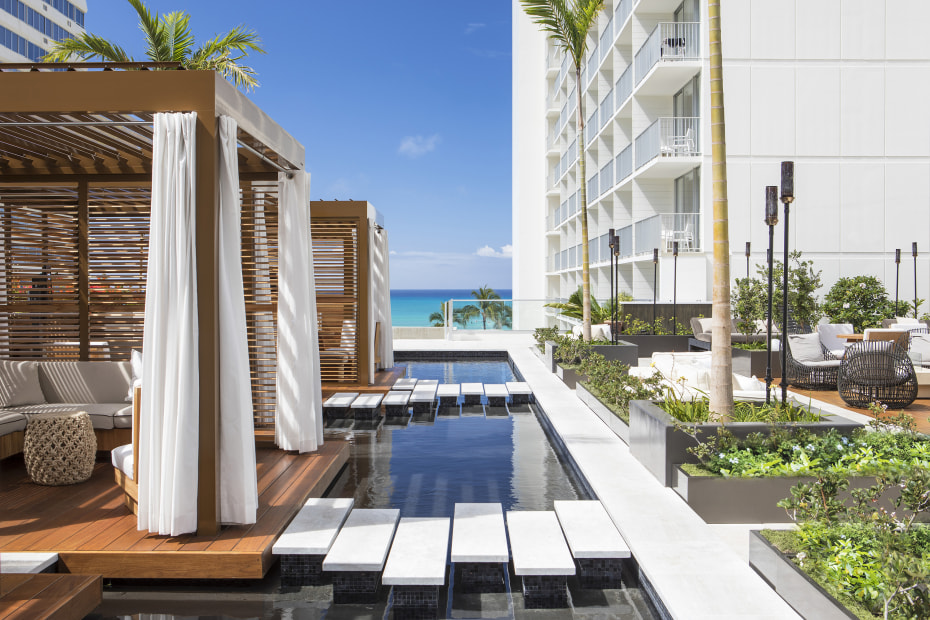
111 443 134 479
788 333 824 363
4 402 132 430
0 410 28 436
804 360 841 368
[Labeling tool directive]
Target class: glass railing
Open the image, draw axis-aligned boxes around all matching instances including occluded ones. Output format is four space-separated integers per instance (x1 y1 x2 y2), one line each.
634 213 702 255
634 22 700 85
634 117 700 168
615 64 633 109
616 143 633 183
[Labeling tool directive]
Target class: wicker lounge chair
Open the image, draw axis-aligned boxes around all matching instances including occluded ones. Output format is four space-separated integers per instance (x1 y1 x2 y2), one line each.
837 341 918 409
785 332 841 390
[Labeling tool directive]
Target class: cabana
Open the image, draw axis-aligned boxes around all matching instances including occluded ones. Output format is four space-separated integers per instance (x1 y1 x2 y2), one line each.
0 65 325 536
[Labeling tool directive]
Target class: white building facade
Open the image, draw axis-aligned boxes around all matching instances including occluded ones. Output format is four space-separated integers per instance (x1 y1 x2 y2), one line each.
1 0 86 63
513 0 930 316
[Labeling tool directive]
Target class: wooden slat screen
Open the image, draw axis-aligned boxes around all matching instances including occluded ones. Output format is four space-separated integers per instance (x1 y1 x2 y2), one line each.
87 187 150 361
312 219 359 384
241 181 279 428
0 185 81 359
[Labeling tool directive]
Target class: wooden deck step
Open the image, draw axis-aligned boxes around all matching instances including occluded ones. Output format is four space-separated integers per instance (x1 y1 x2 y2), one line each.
0 573 101 620
272 498 354 586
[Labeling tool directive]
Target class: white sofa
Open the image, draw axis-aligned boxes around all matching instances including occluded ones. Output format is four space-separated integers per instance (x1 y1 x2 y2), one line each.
628 351 767 401
0 359 133 458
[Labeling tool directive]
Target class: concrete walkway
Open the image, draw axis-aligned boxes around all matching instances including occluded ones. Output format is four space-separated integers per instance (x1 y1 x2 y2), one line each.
395 336 802 619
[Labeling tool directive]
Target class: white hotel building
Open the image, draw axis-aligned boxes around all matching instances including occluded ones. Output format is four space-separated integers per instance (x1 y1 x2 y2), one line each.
512 0 930 316
1 0 86 63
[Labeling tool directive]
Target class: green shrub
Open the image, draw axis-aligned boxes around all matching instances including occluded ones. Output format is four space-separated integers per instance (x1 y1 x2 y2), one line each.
755 250 822 331
533 326 560 351
731 276 767 340
822 275 896 332
578 353 662 422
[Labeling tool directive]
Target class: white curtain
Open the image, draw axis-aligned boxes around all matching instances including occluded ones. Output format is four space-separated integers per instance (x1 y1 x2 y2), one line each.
275 172 323 452
369 225 394 379
217 116 258 525
139 112 199 536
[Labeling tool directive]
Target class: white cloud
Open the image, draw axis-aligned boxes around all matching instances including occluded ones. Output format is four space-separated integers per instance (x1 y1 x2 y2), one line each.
398 134 441 158
476 244 513 258
465 22 486 35
389 250 397 255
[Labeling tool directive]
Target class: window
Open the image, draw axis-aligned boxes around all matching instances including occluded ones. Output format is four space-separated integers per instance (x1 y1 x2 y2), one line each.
674 75 700 119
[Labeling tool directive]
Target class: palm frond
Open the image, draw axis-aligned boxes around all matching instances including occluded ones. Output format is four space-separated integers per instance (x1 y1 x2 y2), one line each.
161 11 195 63
127 0 168 62
521 0 604 68
43 34 133 63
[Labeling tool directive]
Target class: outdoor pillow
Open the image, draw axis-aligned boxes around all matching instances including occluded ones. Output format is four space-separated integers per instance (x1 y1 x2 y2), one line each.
910 334 930 359
0 360 46 408
732 373 763 391
788 333 823 363
126 349 143 402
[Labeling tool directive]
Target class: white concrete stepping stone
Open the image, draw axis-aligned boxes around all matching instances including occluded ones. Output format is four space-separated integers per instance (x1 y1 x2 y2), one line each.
452 503 509 593
383 390 411 416
410 382 438 413
461 382 484 405
351 394 384 421
273 497 354 586
394 378 418 390
505 381 533 404
506 510 575 608
484 384 509 406
0 552 57 573
437 383 461 406
383 517 451 586
323 392 359 418
323 508 401 604
555 499 629 589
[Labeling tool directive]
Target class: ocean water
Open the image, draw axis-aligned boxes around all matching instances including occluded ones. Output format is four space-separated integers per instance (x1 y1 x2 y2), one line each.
391 289 513 328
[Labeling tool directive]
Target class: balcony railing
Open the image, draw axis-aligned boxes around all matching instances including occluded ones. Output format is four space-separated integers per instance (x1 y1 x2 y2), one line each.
634 22 700 85
615 144 633 184
586 110 597 145
617 225 633 258
599 88 614 131
615 64 633 110
600 160 614 195
614 0 632 31
634 213 702 255
587 172 598 200
634 117 700 169
599 18 613 62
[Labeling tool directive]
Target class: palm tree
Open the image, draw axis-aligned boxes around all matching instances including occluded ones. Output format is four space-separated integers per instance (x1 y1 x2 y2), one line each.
470 286 505 330
521 0 605 342
708 0 734 420
453 304 479 329
429 303 446 327
42 0 265 91
546 286 631 324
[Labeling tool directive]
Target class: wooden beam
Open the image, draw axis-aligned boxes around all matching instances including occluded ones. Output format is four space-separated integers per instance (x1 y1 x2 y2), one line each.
77 180 89 361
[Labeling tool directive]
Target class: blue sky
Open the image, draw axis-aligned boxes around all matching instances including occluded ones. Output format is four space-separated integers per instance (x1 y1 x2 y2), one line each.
85 0 514 290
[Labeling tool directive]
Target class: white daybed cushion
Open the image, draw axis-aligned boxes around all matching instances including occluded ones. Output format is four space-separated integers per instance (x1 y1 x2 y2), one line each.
0 411 28 436
0 360 46 408
111 443 134 480
788 333 823 363
890 323 925 333
126 349 143 402
893 317 919 324
4 402 132 430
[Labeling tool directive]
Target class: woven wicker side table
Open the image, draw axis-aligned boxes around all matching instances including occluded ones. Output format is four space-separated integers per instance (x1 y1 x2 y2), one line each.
24 411 97 486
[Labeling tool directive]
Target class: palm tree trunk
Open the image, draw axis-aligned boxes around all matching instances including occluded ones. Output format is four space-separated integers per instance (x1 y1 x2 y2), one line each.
576 65 592 342
708 0 733 420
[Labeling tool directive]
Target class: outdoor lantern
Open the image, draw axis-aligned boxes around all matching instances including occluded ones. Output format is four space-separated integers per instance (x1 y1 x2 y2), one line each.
672 241 679 335
745 241 751 279
653 247 659 334
895 248 901 317
765 186 778 225
779 162 795 404
914 242 919 319
764 185 779 404
608 229 616 344
780 161 794 201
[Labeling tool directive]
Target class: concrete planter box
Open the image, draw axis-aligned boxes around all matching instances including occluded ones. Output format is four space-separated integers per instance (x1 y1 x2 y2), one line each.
619 335 691 357
672 468 886 524
556 363 583 389
749 531 857 619
544 340 638 372
628 400 863 486
576 382 630 444
543 341 558 372
731 346 781 379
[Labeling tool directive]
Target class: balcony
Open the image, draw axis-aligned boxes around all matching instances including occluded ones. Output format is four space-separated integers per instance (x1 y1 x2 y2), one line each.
634 22 701 95
615 64 633 111
633 213 701 255
634 117 701 177
615 144 633 185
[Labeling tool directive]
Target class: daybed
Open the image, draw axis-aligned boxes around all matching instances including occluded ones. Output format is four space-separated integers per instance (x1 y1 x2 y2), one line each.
0 359 134 459
690 317 776 344
628 351 767 401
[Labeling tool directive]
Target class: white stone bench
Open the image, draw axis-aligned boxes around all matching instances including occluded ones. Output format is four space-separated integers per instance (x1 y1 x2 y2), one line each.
323 508 401 603
323 392 359 418
383 390 411 416
484 384 509 407
451 502 508 592
409 383 438 413
506 511 575 608
555 500 629 588
0 552 58 574
505 381 533 404
393 378 418 391
272 497 354 586
461 382 484 405
351 394 384 422
436 383 460 406
382 517 451 615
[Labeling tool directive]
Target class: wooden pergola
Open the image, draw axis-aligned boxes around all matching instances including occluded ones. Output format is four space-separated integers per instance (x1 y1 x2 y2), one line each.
0 66 318 534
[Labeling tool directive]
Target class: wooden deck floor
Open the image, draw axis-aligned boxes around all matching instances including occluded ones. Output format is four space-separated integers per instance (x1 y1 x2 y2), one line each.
0 442 349 580
0 574 101 620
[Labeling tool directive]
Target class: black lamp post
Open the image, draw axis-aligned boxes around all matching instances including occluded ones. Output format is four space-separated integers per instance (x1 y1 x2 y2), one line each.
913 242 919 319
895 248 901 317
608 229 616 343
779 161 794 404
764 186 778 404
672 241 679 335
745 241 751 279
652 248 659 334
612 231 620 343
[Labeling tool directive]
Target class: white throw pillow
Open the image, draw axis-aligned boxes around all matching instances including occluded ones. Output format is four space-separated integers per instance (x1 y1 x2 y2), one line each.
910 334 930 359
0 360 46 407
788 333 823 363
126 349 143 403
732 373 762 391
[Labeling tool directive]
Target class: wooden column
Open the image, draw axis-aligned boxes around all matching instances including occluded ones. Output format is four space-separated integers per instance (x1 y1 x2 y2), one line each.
357 217 370 385
195 109 220 536
77 180 89 361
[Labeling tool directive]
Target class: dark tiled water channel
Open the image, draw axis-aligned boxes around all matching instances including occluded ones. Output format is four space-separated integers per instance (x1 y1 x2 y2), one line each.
88 357 658 619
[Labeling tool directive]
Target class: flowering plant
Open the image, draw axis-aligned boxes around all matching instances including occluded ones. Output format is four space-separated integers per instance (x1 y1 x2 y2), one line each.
821 275 896 332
